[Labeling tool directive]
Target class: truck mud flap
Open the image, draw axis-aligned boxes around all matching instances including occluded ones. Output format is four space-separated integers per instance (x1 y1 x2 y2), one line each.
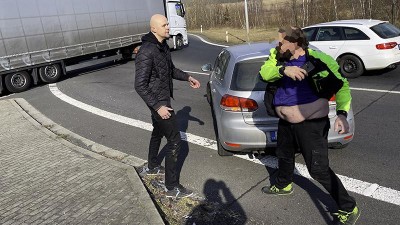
31 68 39 85
0 76 3 95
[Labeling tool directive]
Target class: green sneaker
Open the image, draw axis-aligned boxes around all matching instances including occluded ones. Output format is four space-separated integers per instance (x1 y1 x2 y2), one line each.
333 206 361 225
261 183 293 195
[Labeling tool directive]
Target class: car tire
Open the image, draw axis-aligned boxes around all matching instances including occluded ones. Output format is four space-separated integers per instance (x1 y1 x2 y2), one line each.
175 35 184 50
39 64 62 83
338 55 364 78
329 143 349 149
4 71 32 93
217 138 234 156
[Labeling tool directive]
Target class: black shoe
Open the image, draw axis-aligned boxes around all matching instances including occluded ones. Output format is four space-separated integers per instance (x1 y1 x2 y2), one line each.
165 185 193 199
138 164 165 177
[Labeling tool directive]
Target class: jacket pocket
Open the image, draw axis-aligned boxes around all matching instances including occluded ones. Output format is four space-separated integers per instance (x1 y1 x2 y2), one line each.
309 72 343 99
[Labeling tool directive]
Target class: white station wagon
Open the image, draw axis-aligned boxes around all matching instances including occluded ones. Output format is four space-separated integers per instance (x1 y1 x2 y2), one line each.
303 19 400 78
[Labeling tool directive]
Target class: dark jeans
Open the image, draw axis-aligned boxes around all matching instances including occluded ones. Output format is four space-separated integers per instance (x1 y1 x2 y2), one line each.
275 117 356 212
148 109 181 190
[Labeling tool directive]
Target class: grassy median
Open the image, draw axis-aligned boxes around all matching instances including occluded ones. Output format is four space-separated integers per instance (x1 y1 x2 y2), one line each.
189 27 279 45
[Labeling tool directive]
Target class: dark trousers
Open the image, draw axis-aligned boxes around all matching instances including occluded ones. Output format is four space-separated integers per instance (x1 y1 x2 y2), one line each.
275 117 356 212
148 110 181 190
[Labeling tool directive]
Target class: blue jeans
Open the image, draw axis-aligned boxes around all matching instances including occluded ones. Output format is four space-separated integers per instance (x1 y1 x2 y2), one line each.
148 109 181 190
275 117 356 211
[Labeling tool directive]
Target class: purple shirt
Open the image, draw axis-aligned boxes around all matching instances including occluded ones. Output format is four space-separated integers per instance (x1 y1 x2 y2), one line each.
274 55 319 106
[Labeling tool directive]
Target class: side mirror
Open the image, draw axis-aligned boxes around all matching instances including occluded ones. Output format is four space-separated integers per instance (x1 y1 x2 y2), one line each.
201 63 212 72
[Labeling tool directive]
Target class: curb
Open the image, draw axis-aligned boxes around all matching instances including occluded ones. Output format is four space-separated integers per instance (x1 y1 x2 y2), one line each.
13 98 146 167
9 98 165 225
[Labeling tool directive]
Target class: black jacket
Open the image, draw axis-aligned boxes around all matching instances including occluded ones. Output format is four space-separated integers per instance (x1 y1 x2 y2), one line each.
135 32 189 111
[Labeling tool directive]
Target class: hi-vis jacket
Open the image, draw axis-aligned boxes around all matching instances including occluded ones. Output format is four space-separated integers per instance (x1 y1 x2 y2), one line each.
259 47 352 112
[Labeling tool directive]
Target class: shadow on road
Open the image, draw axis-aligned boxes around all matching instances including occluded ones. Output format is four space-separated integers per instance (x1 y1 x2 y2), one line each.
184 179 247 225
158 106 204 175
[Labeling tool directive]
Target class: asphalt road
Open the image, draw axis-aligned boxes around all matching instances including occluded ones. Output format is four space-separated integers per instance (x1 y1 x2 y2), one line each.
4 35 400 224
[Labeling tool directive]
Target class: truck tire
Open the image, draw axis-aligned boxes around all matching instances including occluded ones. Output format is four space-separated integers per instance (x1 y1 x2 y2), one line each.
338 55 364 78
175 36 184 50
39 64 62 83
4 71 32 93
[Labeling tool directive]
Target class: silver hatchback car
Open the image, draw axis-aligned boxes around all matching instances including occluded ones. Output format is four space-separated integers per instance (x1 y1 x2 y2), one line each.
202 42 355 156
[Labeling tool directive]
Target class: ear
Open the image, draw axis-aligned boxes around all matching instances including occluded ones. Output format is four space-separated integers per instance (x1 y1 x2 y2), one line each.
151 27 156 33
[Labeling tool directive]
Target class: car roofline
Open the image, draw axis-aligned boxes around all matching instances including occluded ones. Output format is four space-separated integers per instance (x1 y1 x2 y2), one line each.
304 19 388 28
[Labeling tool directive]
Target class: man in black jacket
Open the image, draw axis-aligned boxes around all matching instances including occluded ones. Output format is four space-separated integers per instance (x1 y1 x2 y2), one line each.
135 14 200 199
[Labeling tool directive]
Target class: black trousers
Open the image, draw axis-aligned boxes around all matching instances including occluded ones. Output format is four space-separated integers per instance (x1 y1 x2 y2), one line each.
148 110 181 190
275 117 356 212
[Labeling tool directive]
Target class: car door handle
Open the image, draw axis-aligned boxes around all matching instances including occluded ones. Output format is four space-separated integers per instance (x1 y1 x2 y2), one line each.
212 89 216 93
329 46 337 49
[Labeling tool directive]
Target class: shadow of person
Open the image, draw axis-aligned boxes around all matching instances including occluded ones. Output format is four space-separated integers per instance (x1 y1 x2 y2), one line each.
264 165 338 224
158 106 204 175
292 174 337 224
185 179 247 225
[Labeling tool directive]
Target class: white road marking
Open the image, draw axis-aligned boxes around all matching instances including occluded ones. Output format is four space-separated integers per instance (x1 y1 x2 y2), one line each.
0 94 14 99
184 70 210 76
49 83 400 206
188 33 229 48
351 87 400 94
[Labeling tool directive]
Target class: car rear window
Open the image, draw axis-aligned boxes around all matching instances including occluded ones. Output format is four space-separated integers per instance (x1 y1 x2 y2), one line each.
370 22 400 39
231 58 268 91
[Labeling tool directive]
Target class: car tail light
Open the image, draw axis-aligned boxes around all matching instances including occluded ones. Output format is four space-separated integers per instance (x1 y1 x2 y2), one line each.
376 42 397 50
329 95 336 105
220 94 258 112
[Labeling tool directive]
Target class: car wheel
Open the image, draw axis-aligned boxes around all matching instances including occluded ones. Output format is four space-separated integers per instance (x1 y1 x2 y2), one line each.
39 64 62 83
4 71 32 93
175 36 184 50
329 143 349 149
339 55 364 78
217 138 234 156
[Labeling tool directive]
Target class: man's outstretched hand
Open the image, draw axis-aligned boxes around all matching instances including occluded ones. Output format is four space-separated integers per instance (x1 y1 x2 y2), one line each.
188 76 201 88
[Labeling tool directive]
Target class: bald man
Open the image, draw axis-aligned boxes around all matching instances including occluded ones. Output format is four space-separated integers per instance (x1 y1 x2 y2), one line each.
135 14 200 199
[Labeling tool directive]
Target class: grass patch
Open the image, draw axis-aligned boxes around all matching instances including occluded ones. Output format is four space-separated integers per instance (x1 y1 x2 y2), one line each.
139 172 246 225
189 27 278 45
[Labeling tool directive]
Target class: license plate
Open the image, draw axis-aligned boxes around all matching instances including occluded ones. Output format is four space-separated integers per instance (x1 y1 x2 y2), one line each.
270 131 277 142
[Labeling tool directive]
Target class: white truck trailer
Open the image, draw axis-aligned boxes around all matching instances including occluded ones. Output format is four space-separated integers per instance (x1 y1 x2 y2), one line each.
0 0 188 94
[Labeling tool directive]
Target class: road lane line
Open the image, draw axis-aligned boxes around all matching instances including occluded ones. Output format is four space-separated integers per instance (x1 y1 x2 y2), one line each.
183 70 210 76
188 33 229 48
49 83 400 206
0 94 14 99
350 87 400 94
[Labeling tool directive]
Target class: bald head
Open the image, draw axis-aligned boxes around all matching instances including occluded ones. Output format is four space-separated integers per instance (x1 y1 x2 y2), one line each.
150 14 170 42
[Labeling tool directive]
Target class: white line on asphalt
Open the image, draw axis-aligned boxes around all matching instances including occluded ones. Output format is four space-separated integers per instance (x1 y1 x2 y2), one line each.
49 83 400 206
183 70 210 76
0 94 14 99
350 87 400 94
188 33 229 48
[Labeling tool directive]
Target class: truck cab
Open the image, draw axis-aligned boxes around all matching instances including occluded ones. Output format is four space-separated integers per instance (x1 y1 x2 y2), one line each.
165 0 188 49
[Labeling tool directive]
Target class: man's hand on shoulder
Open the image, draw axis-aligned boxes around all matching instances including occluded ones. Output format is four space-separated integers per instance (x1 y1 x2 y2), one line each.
188 76 201 89
283 66 307 81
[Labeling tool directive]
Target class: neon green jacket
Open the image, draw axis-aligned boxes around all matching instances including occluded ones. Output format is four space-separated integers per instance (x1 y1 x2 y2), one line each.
259 48 352 112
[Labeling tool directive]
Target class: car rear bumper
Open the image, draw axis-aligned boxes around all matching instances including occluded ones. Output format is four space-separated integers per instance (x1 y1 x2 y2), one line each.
218 116 355 153
362 51 400 70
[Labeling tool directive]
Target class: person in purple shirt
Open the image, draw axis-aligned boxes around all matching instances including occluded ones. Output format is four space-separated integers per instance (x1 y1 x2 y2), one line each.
259 26 359 225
